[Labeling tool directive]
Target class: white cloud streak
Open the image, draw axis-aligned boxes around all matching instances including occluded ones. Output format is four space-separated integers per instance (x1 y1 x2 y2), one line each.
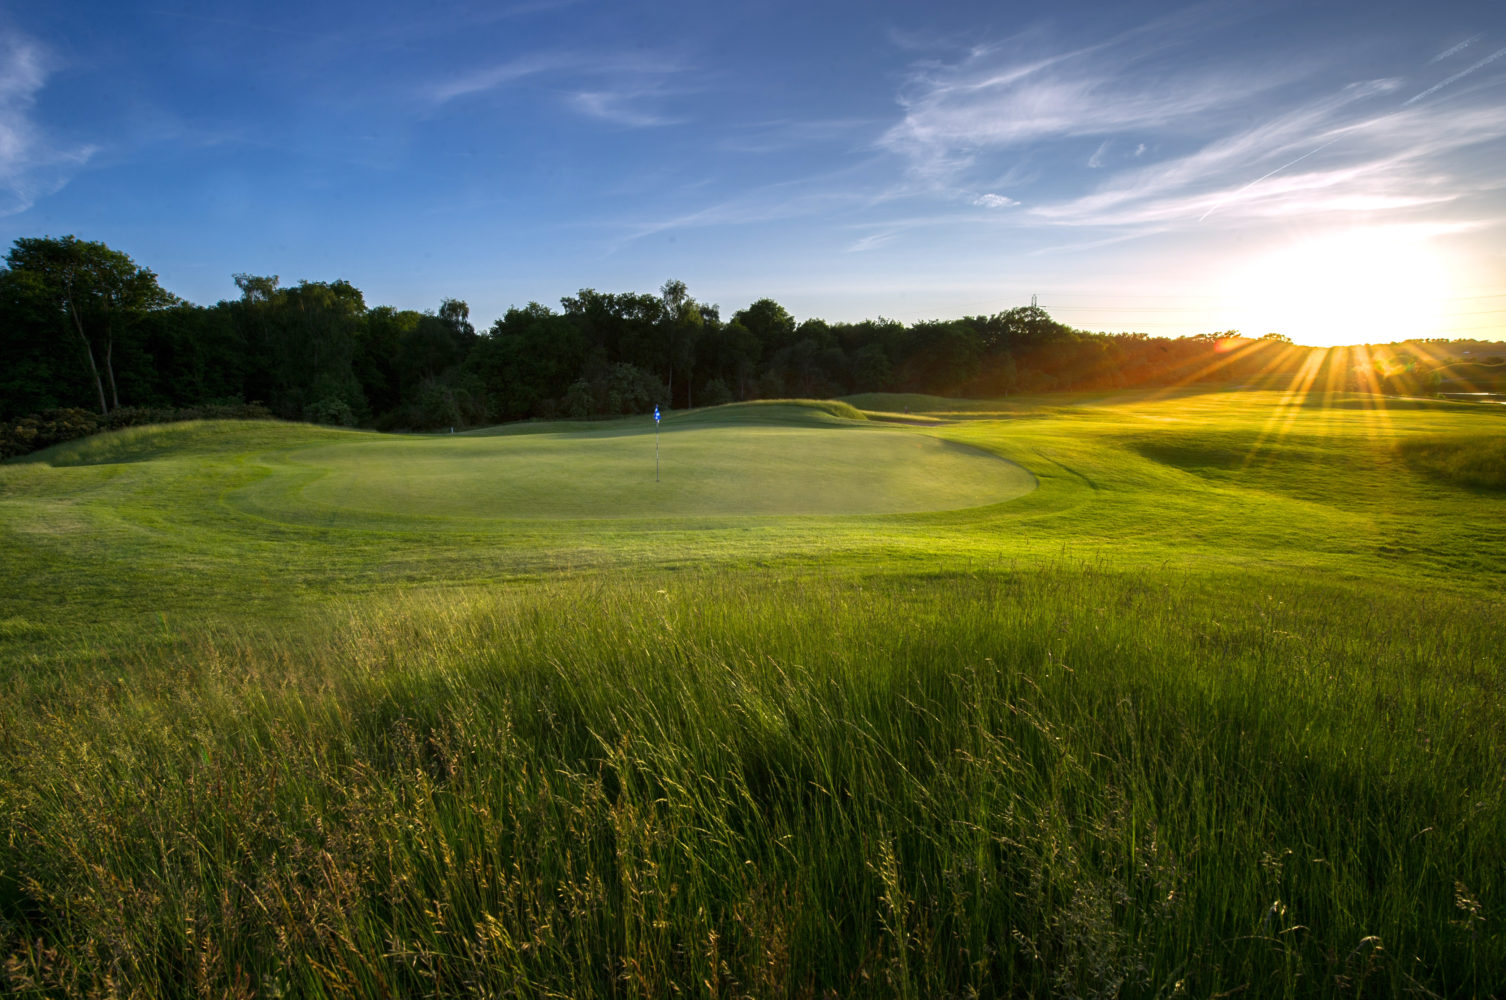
1405 45 1506 105
429 50 690 128
428 52 581 102
604 159 891 250
878 14 1288 185
878 17 1506 235
1431 35 1481 63
0 32 95 216
569 89 682 128
1028 95 1506 228
846 231 898 252
974 193 1017 209
607 12 1506 264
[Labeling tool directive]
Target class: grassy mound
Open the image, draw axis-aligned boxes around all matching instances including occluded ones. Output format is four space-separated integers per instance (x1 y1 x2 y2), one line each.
1397 433 1506 491
17 419 353 467
843 392 1007 414
673 398 869 424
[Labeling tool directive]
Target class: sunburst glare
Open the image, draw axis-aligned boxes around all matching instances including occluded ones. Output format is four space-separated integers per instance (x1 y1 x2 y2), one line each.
1220 229 1455 348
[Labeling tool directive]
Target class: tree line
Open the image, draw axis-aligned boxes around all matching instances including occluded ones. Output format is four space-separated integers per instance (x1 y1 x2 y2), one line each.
1 234 1473 436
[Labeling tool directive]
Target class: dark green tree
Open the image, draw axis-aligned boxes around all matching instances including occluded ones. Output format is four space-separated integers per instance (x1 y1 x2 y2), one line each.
733 298 797 356
660 280 705 409
4 236 177 414
356 306 423 415
0 267 84 417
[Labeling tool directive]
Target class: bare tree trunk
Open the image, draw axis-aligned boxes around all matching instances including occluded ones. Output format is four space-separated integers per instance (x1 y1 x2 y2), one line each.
104 313 120 411
105 334 120 412
68 299 108 414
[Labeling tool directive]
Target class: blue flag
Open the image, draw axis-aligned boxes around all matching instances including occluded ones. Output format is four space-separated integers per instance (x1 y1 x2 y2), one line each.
654 406 661 423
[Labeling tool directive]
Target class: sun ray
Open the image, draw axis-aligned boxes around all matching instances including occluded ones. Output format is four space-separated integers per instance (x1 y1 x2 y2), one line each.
1347 343 1398 444
1243 346 1328 462
1127 336 1304 411
1316 345 1348 449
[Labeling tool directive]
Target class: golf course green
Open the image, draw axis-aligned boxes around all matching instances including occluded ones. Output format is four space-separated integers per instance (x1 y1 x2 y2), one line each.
270 407 1034 521
1 390 1502 998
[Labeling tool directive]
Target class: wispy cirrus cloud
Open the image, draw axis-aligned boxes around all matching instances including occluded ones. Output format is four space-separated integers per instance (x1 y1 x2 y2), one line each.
0 31 96 215
569 86 683 128
428 49 691 128
846 230 898 253
973 193 1017 209
1024 78 1402 223
427 52 582 102
597 9 1506 276
1030 91 1506 228
877 13 1506 235
604 158 893 250
878 12 1288 186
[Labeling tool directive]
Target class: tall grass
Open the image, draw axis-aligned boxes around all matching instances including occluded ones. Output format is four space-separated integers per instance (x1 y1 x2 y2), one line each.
1397 434 1506 492
4 568 1501 998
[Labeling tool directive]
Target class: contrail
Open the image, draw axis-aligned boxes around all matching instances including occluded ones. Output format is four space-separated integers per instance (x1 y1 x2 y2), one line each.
1430 35 1480 63
1406 44 1506 105
1198 136 1343 222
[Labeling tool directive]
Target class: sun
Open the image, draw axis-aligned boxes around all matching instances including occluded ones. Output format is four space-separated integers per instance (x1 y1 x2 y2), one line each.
1219 228 1453 347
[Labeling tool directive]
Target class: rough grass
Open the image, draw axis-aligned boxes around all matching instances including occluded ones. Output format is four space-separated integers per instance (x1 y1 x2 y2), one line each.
14 418 355 467
1396 433 1506 491
2 392 1504 998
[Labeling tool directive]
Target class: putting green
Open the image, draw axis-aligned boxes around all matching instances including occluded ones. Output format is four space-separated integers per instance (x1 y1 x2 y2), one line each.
273 420 1035 520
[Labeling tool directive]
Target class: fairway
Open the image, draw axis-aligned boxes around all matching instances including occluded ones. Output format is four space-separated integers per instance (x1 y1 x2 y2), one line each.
2 392 1503 999
277 418 1033 520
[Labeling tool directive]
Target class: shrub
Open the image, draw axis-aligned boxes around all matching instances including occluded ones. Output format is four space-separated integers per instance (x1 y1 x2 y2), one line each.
555 365 666 419
303 397 358 427
699 377 734 408
562 379 594 419
0 409 100 460
603 363 663 416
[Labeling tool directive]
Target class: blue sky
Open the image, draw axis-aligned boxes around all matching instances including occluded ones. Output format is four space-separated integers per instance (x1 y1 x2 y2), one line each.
3 0 1504 345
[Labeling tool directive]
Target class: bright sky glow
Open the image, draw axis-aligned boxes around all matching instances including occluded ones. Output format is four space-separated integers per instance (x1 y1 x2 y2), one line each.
2 0 1503 346
1220 228 1456 347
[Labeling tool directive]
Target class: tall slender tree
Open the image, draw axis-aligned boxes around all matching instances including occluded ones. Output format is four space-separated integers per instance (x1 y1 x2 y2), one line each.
5 236 176 413
660 279 705 409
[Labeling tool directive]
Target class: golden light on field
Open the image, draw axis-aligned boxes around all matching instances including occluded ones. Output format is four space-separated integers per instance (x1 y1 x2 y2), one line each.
1219 228 1454 348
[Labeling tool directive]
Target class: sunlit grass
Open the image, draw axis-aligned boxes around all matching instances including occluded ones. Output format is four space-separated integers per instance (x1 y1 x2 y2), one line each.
1 391 1503 997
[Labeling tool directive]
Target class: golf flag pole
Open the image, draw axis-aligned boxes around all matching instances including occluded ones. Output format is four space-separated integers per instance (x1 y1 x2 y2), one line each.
654 405 661 482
